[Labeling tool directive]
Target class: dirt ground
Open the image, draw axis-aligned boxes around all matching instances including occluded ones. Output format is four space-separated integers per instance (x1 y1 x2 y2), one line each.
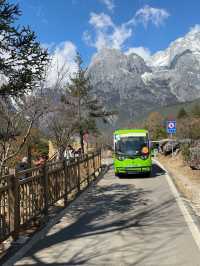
158 153 200 185
157 153 200 216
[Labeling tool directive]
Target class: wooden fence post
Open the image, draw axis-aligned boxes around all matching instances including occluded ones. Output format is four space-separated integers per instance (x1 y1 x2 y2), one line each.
86 155 90 186
99 149 102 171
43 164 49 215
96 152 99 174
10 174 20 240
93 153 96 179
77 158 81 192
63 160 68 206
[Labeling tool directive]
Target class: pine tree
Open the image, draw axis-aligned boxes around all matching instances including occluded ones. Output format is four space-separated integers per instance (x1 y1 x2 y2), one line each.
191 103 200 118
177 107 188 119
0 0 49 97
145 112 166 140
64 53 116 153
0 1 49 174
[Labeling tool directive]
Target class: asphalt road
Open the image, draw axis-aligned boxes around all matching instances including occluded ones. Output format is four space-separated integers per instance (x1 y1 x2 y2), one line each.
12 162 200 266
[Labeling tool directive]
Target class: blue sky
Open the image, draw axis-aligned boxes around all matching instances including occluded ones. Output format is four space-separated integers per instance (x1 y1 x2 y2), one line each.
11 0 200 65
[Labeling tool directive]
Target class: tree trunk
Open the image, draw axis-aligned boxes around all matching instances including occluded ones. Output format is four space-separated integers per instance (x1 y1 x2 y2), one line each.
27 145 32 168
0 161 5 177
80 130 84 154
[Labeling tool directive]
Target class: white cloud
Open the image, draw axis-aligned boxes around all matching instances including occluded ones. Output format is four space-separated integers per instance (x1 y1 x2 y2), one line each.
89 12 114 29
135 5 170 27
111 25 132 49
46 41 77 88
84 5 169 51
99 0 115 11
125 47 151 61
95 31 110 50
84 12 133 50
83 30 93 46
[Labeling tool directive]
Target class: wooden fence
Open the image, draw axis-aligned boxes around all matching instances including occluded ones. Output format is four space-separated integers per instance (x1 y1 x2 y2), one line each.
0 150 101 242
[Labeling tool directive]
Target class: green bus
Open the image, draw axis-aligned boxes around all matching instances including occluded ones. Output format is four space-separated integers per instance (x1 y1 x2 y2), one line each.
113 129 152 176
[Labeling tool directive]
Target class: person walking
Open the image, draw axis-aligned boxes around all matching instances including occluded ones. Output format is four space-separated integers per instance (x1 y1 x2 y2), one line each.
15 157 29 180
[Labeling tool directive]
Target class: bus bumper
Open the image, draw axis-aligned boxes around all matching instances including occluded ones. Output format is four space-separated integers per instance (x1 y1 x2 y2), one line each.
115 166 151 174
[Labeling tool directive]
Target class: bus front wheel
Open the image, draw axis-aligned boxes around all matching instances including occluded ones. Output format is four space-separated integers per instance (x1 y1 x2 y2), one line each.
144 171 151 177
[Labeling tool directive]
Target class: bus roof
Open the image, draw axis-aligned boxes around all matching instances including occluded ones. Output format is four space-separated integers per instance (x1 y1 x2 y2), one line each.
114 129 148 135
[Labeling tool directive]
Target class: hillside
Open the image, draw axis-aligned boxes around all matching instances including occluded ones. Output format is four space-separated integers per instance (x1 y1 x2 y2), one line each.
151 97 200 119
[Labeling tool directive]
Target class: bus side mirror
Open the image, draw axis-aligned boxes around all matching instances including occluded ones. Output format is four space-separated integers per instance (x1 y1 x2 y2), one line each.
149 141 152 148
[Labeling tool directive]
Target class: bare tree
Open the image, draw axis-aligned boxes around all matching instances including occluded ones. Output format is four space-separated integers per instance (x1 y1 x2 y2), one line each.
0 94 48 175
46 100 77 160
40 57 77 160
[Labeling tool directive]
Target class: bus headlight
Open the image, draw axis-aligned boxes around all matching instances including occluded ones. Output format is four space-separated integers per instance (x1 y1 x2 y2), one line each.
141 154 149 160
117 155 125 161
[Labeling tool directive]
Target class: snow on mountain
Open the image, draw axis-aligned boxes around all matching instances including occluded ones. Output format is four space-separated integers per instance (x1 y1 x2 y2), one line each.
150 25 200 67
88 26 200 126
0 74 8 88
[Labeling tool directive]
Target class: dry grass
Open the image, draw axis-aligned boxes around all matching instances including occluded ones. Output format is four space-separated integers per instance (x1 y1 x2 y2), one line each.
158 153 200 185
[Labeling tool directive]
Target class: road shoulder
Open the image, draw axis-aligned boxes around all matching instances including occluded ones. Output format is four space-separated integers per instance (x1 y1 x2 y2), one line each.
155 159 200 252
157 155 200 217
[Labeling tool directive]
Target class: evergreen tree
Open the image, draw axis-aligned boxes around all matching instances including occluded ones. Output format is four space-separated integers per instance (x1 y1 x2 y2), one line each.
145 112 167 140
0 1 49 174
64 53 115 153
0 0 49 97
191 103 200 118
177 107 188 119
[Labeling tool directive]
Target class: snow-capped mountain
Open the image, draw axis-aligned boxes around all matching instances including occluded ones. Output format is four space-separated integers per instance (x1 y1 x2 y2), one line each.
150 25 200 67
88 26 200 126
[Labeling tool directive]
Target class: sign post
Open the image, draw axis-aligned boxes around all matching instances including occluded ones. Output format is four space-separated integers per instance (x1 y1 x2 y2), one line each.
167 120 176 157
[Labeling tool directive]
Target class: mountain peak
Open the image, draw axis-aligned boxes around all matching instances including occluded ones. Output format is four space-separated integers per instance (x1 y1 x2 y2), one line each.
187 24 200 38
90 48 123 64
150 25 200 67
87 26 200 126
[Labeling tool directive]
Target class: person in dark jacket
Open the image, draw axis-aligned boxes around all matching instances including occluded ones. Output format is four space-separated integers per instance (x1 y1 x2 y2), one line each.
15 157 29 180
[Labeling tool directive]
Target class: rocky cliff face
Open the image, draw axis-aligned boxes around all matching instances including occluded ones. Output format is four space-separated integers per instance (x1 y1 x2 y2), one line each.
87 27 200 126
150 25 200 68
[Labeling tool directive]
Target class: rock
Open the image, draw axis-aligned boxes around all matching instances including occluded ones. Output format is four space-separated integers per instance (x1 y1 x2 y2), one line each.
159 140 180 155
188 142 200 170
163 141 180 155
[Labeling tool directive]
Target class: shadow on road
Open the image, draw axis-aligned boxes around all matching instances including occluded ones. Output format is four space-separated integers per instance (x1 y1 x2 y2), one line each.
14 163 185 266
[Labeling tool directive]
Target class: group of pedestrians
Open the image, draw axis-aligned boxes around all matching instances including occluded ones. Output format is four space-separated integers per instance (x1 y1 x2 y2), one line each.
15 145 83 180
15 154 48 180
63 145 82 161
34 155 48 167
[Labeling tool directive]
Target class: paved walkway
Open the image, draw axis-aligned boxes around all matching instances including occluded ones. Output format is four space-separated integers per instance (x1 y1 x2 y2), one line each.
9 163 200 265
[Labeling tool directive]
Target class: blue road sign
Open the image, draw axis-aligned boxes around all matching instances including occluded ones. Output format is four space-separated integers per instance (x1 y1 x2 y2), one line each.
167 120 176 134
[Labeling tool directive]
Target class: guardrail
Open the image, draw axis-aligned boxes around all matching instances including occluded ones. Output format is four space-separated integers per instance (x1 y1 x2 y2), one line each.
0 150 101 242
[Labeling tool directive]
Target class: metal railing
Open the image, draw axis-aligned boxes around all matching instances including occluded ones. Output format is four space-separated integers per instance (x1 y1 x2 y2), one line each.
0 150 101 242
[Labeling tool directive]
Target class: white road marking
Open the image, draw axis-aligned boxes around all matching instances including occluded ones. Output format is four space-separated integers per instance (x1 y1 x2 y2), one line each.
155 160 200 251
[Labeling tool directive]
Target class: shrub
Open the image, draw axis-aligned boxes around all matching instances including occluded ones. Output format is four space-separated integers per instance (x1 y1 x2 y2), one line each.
181 143 190 162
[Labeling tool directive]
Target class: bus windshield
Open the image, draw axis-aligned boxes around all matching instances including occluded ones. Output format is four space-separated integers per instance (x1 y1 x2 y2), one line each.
115 136 148 156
